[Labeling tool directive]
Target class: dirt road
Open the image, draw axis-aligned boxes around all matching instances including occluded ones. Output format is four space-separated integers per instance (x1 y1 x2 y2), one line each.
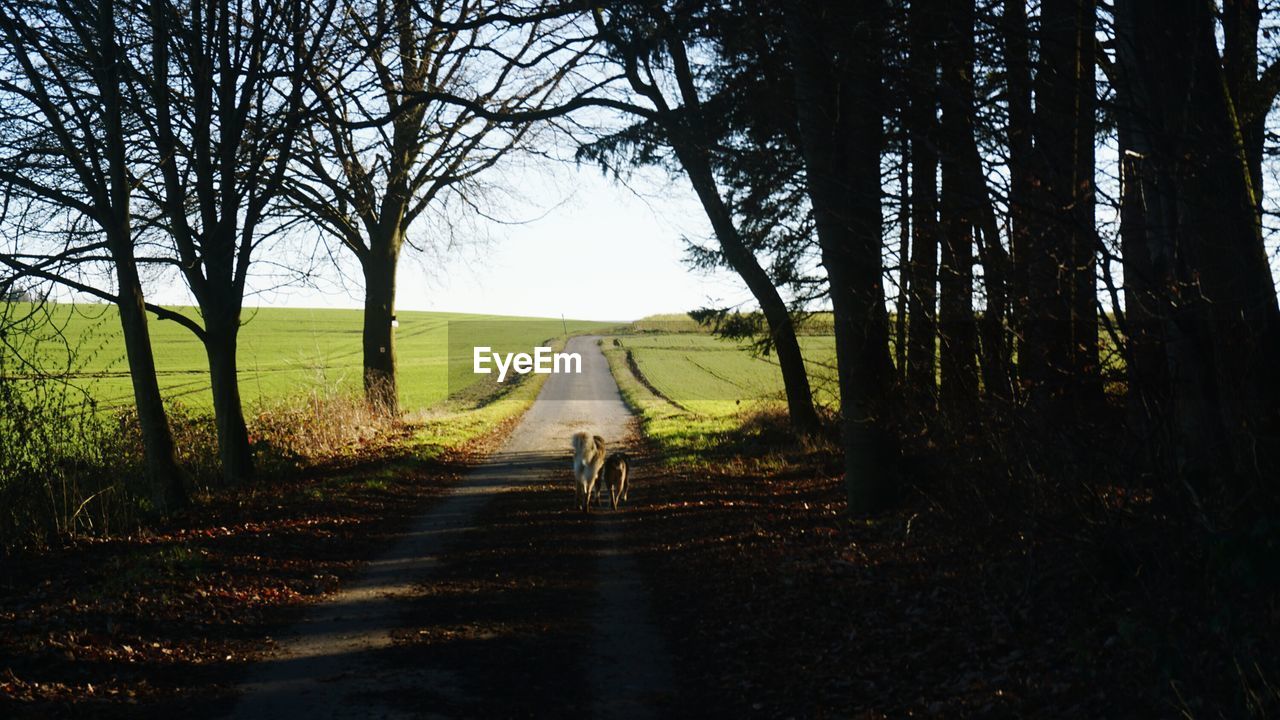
229 335 673 718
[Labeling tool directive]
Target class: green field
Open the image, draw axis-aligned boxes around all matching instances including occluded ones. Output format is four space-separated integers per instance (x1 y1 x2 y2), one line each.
2 303 618 413
1 303 836 448
599 331 839 467
613 334 839 416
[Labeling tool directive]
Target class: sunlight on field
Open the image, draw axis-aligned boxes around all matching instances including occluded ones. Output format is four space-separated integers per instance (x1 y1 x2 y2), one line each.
601 332 838 467
618 334 839 415
4 303 616 413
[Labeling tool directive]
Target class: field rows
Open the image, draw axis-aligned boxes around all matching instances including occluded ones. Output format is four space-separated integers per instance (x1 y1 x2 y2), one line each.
612 334 839 416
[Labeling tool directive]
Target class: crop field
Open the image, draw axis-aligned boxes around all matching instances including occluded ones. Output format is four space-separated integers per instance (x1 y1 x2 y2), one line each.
1 302 835 422
612 334 839 416
1 303 618 413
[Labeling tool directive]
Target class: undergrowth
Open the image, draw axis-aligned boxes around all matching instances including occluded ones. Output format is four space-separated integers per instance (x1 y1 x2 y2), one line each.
605 330 1279 717
0 374 404 555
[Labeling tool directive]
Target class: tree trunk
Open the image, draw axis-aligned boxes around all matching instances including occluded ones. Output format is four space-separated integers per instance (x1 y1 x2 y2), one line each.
204 316 254 485
362 237 400 414
786 0 898 514
938 0 979 418
1114 0 1216 479
1116 144 1168 446
1169 1 1280 488
1023 0 1095 420
114 255 186 509
1004 0 1033 388
1115 0 1280 493
670 142 822 437
905 0 940 408
1223 0 1264 219
1069 0 1101 415
98 0 184 510
958 135 1012 403
895 145 910 379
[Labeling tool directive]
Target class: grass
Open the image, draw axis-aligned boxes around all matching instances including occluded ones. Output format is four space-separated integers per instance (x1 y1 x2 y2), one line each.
601 335 834 469
615 334 839 415
5 302 619 413
606 319 843 469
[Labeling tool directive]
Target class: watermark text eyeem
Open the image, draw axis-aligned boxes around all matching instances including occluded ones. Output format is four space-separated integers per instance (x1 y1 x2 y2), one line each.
473 346 582 383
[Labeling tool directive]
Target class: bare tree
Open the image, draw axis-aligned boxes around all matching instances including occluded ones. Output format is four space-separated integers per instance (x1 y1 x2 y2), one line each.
785 0 899 511
0 0 188 509
289 0 580 414
128 0 336 485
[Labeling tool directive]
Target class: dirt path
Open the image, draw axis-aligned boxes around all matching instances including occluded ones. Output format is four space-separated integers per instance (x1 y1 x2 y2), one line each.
228 335 673 718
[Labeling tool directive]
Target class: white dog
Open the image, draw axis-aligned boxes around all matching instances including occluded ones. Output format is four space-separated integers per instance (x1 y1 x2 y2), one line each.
571 431 606 513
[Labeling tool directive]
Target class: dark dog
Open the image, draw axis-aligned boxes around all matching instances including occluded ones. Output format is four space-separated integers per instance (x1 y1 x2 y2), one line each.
600 452 629 510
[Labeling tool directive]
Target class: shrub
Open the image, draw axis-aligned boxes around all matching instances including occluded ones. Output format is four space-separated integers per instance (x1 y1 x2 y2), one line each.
0 360 400 554
0 368 145 553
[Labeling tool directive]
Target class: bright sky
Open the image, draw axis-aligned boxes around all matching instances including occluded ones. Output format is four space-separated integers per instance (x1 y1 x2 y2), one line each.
395 166 747 322
148 164 755 323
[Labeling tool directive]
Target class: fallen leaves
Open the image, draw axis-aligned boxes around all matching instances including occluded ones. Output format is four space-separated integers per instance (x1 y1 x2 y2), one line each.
627 453 1221 717
0 444 474 716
